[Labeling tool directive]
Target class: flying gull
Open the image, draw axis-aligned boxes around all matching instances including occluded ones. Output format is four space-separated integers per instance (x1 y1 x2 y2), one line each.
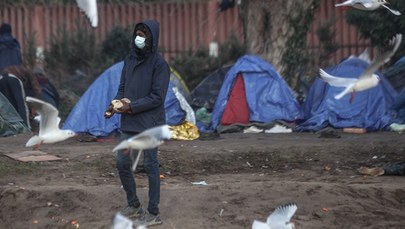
25 96 76 149
112 125 172 172
335 0 401 16
252 203 298 229
319 33 402 103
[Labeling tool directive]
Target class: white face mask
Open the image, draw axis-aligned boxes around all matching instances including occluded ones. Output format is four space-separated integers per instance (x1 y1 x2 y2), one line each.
134 36 146 49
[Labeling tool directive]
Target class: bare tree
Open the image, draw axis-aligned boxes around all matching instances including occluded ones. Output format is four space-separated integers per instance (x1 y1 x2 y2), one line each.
240 0 320 89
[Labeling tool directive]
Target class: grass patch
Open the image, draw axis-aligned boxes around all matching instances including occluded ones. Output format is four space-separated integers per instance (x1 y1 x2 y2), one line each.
0 156 40 178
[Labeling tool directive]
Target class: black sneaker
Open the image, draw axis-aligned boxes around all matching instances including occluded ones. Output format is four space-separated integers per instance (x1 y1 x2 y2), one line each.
119 205 145 219
133 211 163 227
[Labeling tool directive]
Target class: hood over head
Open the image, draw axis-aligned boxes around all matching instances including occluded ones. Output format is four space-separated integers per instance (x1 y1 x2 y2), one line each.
131 19 160 56
0 23 12 35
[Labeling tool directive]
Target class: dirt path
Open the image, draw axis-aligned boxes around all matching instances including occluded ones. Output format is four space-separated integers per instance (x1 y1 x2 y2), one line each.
1 131 405 228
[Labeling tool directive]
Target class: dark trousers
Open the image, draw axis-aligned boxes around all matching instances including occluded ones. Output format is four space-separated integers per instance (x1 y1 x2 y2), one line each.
115 131 160 215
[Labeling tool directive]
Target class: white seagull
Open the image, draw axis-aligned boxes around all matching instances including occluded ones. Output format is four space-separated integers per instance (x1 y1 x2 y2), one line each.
111 213 146 229
75 0 98 28
335 0 401 16
252 203 298 229
319 33 402 103
25 96 76 149
112 125 172 171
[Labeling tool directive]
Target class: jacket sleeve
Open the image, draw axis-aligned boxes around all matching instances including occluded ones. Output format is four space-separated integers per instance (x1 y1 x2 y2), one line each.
130 59 170 114
114 61 127 100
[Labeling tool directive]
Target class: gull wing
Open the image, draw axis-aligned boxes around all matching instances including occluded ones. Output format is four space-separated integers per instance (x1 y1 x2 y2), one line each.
111 213 133 229
335 0 353 7
76 0 98 27
381 4 401 16
134 125 172 140
26 96 60 136
359 34 402 80
267 203 298 227
319 69 357 87
112 125 171 152
113 135 160 152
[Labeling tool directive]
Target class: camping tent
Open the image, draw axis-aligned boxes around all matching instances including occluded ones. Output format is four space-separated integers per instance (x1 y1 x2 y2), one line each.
0 92 30 137
170 67 190 101
384 56 405 93
299 57 397 132
209 55 303 132
63 61 193 137
189 65 232 110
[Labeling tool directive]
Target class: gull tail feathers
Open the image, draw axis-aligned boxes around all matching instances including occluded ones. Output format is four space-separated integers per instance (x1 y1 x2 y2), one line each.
26 135 42 147
112 141 130 152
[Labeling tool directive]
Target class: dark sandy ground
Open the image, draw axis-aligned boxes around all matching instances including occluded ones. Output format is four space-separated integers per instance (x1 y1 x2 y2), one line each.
1 131 405 229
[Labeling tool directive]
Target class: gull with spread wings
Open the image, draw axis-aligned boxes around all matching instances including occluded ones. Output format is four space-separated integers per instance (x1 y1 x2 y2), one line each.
319 33 402 103
252 203 298 229
25 96 76 149
335 0 401 16
112 125 172 172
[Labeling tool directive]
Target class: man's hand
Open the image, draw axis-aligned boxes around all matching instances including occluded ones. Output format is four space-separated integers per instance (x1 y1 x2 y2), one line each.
104 104 115 118
117 101 132 113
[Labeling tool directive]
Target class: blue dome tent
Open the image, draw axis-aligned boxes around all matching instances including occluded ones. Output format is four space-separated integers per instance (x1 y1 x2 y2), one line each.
299 57 397 132
209 55 303 132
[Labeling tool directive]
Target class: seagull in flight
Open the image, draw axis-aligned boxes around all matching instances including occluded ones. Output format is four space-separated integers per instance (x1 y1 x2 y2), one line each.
319 33 402 103
252 203 298 229
335 0 401 16
76 0 98 27
112 125 172 171
25 96 76 150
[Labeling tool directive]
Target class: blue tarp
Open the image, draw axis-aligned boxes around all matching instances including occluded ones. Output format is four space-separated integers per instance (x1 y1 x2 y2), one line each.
384 55 405 92
299 57 397 132
209 55 304 131
63 61 185 136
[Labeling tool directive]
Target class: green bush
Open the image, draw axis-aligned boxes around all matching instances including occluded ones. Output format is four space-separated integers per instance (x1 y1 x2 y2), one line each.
101 25 133 65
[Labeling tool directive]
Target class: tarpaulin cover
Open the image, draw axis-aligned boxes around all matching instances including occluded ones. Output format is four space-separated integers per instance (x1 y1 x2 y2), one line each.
299 57 397 132
210 55 303 131
0 92 29 137
63 61 189 136
384 56 405 92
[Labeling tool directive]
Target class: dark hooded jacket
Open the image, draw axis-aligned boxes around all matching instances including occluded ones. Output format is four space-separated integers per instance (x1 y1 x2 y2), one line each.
0 29 22 70
115 19 170 133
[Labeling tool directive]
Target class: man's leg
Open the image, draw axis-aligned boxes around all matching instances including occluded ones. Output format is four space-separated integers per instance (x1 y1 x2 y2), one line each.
116 132 143 217
143 147 160 215
133 147 162 226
